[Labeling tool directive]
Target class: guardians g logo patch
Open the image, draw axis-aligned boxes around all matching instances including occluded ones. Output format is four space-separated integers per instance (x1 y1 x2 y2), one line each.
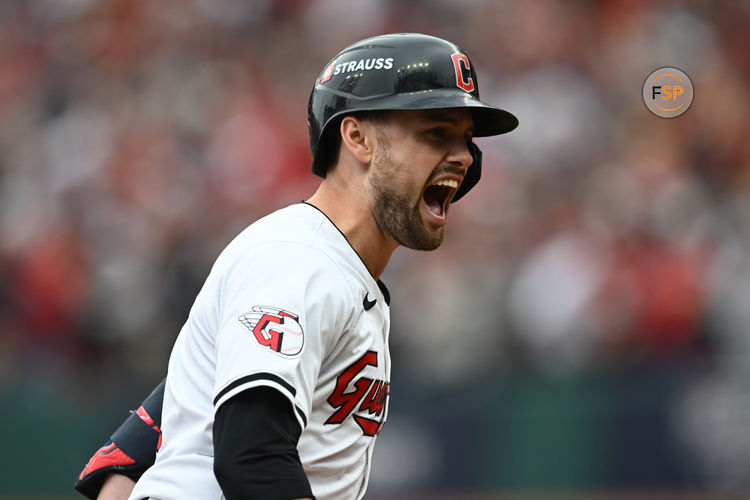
239 306 304 356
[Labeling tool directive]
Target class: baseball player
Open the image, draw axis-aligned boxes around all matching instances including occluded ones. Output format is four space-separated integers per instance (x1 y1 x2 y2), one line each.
75 33 517 500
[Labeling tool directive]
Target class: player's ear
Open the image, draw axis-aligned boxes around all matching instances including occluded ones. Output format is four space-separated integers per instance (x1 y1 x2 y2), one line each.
340 116 374 164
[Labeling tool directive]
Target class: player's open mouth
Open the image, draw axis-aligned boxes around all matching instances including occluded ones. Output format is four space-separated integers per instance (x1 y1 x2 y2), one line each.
423 178 460 219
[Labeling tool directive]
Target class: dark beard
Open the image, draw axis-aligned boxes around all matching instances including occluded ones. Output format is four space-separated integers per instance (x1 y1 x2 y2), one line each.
369 145 445 251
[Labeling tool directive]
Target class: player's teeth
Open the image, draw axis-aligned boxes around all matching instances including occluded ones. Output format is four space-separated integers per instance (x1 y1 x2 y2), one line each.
434 179 458 188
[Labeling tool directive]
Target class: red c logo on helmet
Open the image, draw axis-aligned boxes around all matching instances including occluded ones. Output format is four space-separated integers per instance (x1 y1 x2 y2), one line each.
451 53 475 93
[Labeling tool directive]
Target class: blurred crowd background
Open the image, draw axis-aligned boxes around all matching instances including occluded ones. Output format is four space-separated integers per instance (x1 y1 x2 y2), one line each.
1 0 749 497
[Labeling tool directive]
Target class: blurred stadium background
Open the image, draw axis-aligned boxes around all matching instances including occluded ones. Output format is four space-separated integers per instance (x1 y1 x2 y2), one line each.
1 0 750 498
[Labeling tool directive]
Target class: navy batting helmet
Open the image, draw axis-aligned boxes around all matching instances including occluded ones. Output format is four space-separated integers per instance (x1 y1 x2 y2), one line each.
307 33 518 202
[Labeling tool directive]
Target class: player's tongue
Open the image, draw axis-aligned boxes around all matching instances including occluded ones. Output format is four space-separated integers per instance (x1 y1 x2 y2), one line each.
423 185 448 217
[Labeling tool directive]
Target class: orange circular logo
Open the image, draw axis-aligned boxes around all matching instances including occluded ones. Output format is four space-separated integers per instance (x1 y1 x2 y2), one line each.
643 67 693 118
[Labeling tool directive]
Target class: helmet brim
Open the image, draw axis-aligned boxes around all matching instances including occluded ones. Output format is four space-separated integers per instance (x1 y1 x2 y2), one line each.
336 88 519 137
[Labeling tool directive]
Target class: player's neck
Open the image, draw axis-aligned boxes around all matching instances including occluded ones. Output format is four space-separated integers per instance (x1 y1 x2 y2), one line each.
306 181 398 280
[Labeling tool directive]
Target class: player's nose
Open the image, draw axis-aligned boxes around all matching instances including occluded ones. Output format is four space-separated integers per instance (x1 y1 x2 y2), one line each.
446 139 473 172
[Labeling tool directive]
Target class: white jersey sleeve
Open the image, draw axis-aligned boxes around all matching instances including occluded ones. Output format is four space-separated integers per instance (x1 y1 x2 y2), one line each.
212 240 354 430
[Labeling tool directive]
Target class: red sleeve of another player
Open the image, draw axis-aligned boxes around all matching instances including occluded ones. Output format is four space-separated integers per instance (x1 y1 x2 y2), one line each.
74 380 165 499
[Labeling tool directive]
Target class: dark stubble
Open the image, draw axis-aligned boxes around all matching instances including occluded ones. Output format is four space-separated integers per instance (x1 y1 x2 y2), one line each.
368 134 445 251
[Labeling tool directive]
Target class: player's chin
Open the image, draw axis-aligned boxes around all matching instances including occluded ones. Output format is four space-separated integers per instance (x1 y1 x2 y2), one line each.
422 229 446 251
402 231 444 251
416 210 447 250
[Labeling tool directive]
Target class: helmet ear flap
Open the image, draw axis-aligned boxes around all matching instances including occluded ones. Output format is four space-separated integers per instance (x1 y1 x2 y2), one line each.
451 141 482 202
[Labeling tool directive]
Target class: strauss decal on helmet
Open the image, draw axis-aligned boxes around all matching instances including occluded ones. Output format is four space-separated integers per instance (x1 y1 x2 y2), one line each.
320 58 395 84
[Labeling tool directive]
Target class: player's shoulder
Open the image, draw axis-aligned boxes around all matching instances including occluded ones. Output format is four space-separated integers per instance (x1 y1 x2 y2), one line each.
236 203 327 247
214 203 365 296
217 204 326 263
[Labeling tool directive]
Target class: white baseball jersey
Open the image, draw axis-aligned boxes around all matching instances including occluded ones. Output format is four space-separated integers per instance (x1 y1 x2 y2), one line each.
129 203 391 500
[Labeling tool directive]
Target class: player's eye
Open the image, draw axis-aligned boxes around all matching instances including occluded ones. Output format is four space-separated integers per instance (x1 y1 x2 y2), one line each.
427 127 446 139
